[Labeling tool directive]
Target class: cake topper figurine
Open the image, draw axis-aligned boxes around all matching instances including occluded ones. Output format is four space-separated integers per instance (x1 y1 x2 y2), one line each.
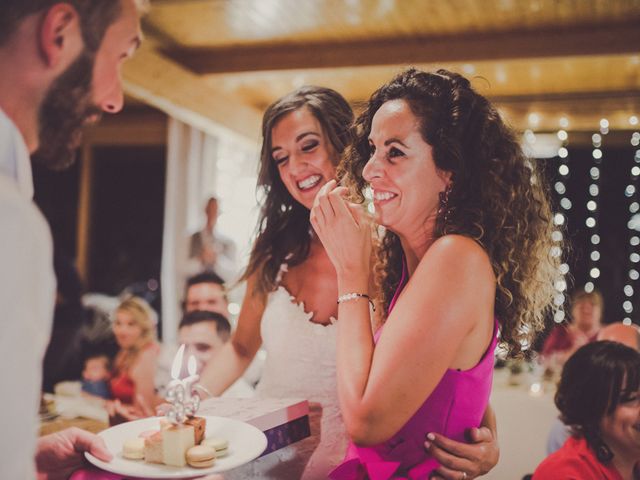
166 344 201 424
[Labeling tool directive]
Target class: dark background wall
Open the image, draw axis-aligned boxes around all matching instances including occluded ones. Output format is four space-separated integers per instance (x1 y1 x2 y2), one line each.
33 146 166 299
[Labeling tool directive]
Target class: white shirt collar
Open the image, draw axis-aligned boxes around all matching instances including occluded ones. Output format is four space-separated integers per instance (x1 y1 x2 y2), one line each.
0 106 34 199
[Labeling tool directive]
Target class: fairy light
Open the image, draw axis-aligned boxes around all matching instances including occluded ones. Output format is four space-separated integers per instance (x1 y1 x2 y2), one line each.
587 128 602 290
625 124 640 325
552 127 569 322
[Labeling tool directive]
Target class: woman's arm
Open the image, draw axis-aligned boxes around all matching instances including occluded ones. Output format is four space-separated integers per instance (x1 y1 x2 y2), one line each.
337 236 495 445
312 183 496 445
199 273 266 396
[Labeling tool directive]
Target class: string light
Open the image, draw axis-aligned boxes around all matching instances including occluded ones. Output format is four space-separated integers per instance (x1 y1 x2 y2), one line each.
587 128 602 290
552 127 569 322
625 125 640 325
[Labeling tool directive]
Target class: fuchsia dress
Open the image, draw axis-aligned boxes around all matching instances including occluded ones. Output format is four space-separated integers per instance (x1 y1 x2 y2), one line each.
330 262 500 480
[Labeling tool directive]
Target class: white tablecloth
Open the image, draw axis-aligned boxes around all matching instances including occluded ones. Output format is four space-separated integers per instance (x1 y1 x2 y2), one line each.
484 369 559 479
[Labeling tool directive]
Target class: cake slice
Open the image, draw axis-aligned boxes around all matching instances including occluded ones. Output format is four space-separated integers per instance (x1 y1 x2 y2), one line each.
143 431 164 464
185 416 206 445
162 424 195 467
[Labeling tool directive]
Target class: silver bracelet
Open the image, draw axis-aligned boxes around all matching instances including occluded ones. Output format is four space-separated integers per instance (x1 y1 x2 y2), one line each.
337 292 375 311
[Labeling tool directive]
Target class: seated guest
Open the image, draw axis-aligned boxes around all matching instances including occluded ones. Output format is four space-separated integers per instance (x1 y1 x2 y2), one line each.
183 271 229 315
155 275 256 397
156 272 230 386
542 288 603 373
81 354 111 400
182 272 264 386
534 341 640 479
109 296 160 415
547 322 640 454
598 322 640 350
178 311 253 398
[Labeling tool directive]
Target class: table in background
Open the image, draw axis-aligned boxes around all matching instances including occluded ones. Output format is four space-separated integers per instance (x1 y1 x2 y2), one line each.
483 368 558 480
40 417 108 436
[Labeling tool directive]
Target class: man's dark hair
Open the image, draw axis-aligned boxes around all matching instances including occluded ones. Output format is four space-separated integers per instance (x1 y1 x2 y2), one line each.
0 1 123 52
186 271 225 289
179 310 231 342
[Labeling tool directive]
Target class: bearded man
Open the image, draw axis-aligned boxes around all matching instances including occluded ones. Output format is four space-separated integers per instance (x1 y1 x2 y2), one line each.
0 2 144 478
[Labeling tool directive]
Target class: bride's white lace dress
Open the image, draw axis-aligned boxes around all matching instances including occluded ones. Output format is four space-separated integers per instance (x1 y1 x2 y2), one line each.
226 283 348 479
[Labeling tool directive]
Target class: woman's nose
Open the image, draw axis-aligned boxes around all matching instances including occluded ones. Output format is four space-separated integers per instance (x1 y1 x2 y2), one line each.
363 153 382 182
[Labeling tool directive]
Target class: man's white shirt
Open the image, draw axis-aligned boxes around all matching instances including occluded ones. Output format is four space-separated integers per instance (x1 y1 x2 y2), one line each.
0 107 56 479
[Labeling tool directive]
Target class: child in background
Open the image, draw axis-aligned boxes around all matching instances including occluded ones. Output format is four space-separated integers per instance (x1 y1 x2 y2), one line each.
81 354 111 400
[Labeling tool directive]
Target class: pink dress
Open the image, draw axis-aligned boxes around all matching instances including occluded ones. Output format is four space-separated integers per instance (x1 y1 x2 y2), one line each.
330 262 499 480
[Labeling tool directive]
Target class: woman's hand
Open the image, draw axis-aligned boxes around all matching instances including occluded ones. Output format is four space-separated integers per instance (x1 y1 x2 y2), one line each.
310 180 372 288
105 395 155 425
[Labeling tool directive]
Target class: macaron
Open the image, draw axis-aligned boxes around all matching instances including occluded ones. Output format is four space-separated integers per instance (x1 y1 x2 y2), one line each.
186 445 216 468
122 437 145 460
138 429 159 439
202 437 229 457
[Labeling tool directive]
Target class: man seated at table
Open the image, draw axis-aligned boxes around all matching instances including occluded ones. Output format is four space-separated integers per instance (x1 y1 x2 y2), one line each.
155 273 255 397
174 310 254 398
183 271 229 316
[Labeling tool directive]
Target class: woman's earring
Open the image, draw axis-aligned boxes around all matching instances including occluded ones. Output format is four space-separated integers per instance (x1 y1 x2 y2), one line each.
595 442 613 462
438 184 453 227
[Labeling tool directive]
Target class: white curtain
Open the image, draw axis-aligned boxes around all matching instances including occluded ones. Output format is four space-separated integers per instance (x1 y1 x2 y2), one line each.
161 118 218 342
162 118 259 340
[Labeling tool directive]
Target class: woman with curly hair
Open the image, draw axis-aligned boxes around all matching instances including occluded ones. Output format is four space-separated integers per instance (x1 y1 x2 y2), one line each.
534 341 640 479
311 68 559 479
200 85 497 479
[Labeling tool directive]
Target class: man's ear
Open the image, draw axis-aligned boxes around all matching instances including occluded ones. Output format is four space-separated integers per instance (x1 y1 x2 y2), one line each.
39 3 83 70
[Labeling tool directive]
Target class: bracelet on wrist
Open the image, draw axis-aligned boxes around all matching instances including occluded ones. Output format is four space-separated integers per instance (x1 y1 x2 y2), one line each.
337 292 375 311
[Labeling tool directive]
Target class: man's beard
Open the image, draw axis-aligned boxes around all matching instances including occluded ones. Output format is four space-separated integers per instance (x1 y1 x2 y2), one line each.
34 51 103 170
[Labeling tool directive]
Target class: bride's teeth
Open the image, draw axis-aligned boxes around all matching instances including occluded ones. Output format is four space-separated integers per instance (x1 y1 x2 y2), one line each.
298 175 321 189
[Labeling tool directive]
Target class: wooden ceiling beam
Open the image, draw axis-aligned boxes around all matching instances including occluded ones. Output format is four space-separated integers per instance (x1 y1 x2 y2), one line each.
163 23 640 74
122 43 262 145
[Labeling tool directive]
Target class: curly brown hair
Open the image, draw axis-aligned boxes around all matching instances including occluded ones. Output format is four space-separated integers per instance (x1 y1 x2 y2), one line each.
242 86 354 295
339 68 560 357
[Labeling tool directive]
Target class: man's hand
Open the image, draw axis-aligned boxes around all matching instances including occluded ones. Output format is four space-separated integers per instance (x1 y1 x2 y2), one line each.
425 426 499 479
36 427 112 480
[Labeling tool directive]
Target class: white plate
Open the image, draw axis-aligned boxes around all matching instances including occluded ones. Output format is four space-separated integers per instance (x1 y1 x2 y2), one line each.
85 415 267 478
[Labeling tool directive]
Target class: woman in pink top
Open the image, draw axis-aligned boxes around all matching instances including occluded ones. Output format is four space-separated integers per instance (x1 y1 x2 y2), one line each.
311 68 560 479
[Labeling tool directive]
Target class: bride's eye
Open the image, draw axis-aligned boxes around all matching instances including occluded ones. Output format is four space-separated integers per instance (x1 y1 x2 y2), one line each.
302 140 319 152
